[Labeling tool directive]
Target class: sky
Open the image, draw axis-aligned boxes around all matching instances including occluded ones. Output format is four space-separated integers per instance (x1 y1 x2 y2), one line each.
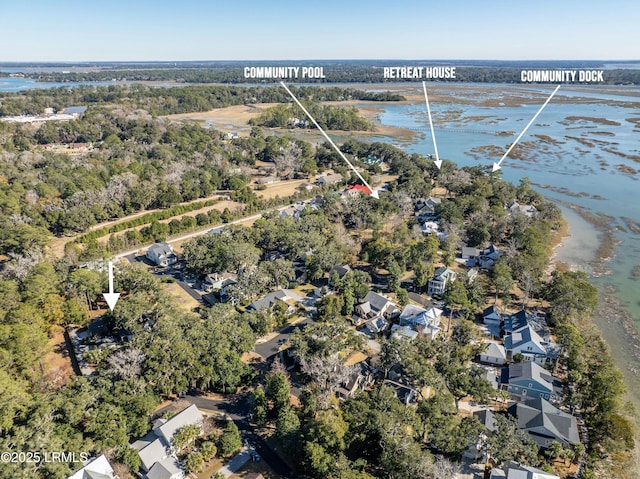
1 0 638 62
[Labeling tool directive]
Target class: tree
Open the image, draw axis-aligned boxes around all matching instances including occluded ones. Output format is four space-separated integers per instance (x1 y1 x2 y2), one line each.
201 441 217 460
491 257 513 303
185 451 204 473
217 421 242 457
481 413 538 465
544 270 598 324
173 424 201 451
265 372 291 414
276 405 300 440
251 387 268 427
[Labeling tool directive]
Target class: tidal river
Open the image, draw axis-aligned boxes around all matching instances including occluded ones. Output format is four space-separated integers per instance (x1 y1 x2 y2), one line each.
372 83 640 403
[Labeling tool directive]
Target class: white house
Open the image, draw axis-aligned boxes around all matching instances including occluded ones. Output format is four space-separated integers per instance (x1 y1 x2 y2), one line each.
479 341 507 365
203 273 237 295
146 243 177 267
398 304 442 339
507 201 538 217
68 455 116 479
504 324 548 364
427 267 457 297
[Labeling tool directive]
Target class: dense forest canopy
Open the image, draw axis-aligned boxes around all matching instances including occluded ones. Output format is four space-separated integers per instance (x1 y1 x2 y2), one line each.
0 81 635 479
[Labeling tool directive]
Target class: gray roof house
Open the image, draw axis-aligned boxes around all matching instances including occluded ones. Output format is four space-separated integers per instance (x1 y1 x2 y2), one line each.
355 291 398 321
146 243 177 267
415 197 441 220
316 173 343 186
247 289 302 312
490 461 559 479
483 305 502 325
508 398 580 448
501 362 562 402
480 341 507 365
132 404 203 477
147 457 184 479
508 201 538 217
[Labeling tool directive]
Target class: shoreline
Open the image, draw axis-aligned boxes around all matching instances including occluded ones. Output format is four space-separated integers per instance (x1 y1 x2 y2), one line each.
550 199 640 408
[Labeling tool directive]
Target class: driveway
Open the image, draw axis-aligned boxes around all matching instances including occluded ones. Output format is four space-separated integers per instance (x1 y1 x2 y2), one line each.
254 318 311 360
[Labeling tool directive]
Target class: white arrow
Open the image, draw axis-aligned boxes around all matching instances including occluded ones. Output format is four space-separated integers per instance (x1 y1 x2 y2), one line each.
492 84 561 172
103 261 120 311
280 82 379 199
422 82 442 169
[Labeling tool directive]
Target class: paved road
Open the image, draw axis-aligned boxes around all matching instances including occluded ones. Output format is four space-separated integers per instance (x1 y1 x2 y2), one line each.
254 318 311 360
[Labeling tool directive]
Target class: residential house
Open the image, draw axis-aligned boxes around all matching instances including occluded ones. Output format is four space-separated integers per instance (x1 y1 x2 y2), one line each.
68 455 116 479
503 309 533 334
479 341 507 365
508 398 580 448
147 458 184 479
390 324 419 341
461 245 480 261
132 404 204 478
464 409 498 459
483 305 502 327
420 220 440 236
346 184 372 195
256 175 280 185
383 379 421 405
63 106 88 117
354 291 398 323
507 201 538 217
316 173 343 186
279 202 306 220
247 289 303 312
465 268 478 283
504 324 548 364
478 245 503 269
398 304 442 339
330 264 352 281
490 461 559 479
500 362 562 402
245 474 266 479
363 315 390 336
415 197 441 221
427 267 457 297
146 243 177 267
336 360 376 400
202 273 237 295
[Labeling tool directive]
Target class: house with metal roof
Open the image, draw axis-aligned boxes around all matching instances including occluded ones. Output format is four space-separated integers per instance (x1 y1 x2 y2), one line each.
508 398 580 448
500 362 562 402
504 324 548 365
146 242 177 267
427 267 457 297
68 454 116 479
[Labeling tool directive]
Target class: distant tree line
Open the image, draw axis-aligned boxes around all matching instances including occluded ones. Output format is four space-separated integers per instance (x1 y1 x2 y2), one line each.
3 63 639 84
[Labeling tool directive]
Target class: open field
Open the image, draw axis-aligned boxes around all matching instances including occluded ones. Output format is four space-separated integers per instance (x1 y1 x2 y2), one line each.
161 281 200 311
